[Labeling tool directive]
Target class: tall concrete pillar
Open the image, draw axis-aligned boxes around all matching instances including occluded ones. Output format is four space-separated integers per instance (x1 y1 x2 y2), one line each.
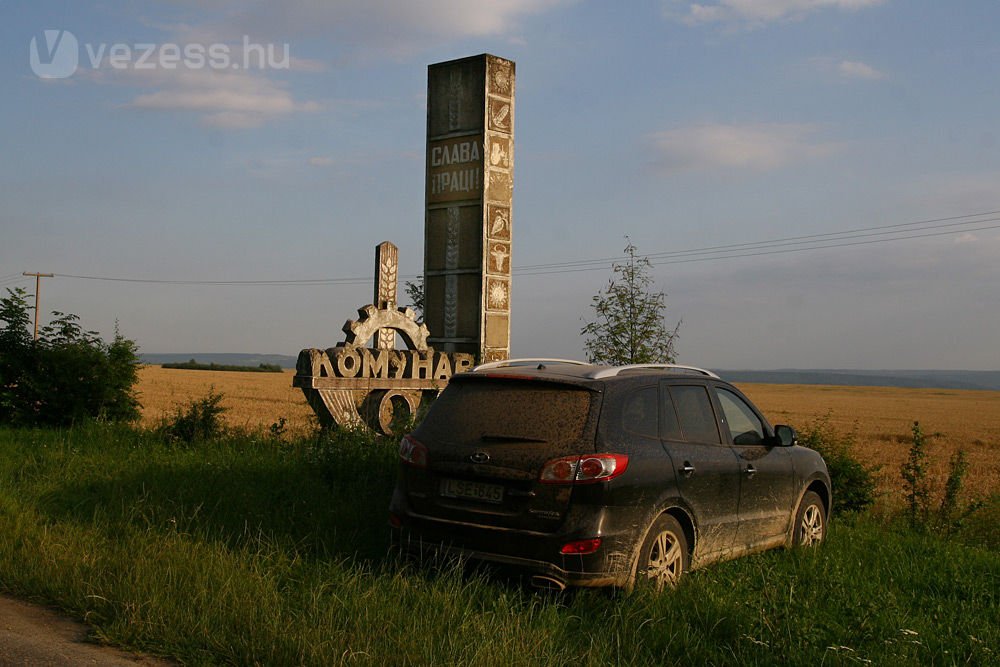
424 54 514 363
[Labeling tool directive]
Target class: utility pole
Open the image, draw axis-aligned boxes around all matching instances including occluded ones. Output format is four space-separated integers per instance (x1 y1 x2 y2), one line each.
22 272 53 341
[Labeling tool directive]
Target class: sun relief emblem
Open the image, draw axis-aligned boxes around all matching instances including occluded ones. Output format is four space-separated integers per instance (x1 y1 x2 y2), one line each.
488 279 508 309
491 61 512 95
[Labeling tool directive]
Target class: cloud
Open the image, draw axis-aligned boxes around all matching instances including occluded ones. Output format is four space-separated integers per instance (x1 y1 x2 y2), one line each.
77 43 322 129
308 156 335 167
806 57 887 81
668 0 885 28
85 1 568 128
77 28 323 129
652 123 840 173
113 69 320 128
159 0 573 54
289 57 327 73
837 59 886 80
125 69 320 128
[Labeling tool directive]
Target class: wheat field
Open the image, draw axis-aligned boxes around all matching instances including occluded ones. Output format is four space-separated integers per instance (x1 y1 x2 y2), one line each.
137 366 1000 501
740 383 1000 502
138 366 317 435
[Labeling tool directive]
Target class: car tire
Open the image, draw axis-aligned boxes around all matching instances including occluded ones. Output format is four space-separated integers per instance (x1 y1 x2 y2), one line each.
633 514 688 591
793 491 826 547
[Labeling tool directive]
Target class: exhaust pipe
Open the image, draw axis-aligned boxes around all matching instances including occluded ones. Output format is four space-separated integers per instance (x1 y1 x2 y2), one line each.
531 575 567 591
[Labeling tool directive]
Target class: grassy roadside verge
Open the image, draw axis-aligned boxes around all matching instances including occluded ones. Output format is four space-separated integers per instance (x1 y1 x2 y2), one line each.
0 424 996 665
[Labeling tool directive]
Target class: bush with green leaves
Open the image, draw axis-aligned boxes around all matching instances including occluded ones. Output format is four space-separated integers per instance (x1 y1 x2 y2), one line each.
796 415 878 514
900 421 932 528
158 390 228 444
0 288 140 426
901 421 982 533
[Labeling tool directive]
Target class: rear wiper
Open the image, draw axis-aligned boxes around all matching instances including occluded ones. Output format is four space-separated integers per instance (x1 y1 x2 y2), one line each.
479 434 548 444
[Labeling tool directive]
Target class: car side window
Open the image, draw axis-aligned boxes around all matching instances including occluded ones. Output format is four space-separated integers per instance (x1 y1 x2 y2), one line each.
622 386 658 438
659 384 682 441
668 385 722 444
716 388 765 446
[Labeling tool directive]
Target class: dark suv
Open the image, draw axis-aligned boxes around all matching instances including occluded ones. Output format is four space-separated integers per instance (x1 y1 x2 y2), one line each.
388 360 830 591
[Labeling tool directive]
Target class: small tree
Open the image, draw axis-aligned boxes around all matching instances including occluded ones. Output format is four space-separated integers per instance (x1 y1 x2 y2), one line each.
0 288 141 426
901 421 931 529
404 277 424 324
0 288 33 421
581 242 681 365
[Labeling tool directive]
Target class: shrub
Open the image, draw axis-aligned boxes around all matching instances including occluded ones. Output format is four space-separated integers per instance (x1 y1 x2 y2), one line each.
268 416 288 440
955 495 1000 550
900 421 932 529
302 423 385 485
901 422 982 534
159 390 228 443
0 289 33 421
939 449 968 526
0 289 140 426
796 415 878 514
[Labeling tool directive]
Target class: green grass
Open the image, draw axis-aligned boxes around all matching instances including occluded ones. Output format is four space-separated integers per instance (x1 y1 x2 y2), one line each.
0 424 997 665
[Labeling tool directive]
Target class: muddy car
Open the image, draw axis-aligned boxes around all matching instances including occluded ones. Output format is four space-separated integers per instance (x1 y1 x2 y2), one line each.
388 360 830 591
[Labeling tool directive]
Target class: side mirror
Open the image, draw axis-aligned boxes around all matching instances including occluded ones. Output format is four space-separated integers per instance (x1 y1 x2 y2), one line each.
774 425 798 447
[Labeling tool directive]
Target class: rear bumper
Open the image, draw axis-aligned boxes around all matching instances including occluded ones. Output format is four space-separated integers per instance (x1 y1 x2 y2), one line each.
389 490 644 588
393 529 624 587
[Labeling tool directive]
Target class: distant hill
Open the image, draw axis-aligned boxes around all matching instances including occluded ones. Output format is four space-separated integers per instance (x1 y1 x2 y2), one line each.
142 353 298 369
719 369 1000 391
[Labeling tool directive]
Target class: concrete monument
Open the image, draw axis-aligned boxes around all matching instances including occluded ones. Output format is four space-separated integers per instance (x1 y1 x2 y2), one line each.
424 54 514 363
294 241 475 435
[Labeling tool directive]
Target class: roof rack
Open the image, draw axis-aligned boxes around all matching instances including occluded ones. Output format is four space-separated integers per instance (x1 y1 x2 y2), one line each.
587 364 720 380
473 358 589 372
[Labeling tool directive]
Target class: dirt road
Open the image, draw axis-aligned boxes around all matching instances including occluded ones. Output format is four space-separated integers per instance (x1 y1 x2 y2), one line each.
0 595 170 666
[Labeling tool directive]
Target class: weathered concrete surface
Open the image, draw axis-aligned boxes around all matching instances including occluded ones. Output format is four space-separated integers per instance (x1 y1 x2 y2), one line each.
295 241 474 434
0 594 171 666
424 53 515 363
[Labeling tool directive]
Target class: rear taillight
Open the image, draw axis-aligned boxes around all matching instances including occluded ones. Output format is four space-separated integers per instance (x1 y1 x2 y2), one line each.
539 454 628 484
399 434 428 468
560 537 602 555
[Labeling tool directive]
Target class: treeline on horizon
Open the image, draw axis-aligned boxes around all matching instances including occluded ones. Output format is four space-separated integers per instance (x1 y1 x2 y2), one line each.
161 359 283 373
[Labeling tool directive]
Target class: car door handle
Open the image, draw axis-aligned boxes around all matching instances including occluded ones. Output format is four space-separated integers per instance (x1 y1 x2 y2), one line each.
744 464 757 478
680 462 696 477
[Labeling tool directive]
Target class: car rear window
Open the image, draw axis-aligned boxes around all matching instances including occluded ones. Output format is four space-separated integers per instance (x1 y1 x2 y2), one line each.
416 379 594 446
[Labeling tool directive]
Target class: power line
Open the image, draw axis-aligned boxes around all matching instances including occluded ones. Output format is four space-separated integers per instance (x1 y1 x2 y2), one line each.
53 273 374 286
515 222 1000 276
35 207 1000 286
0 276 30 288
514 210 1000 271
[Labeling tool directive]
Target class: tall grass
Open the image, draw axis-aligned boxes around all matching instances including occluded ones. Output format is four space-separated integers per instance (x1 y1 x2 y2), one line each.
0 424 996 665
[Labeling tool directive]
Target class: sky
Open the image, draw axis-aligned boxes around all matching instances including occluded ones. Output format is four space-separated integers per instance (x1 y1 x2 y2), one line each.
2 0 999 370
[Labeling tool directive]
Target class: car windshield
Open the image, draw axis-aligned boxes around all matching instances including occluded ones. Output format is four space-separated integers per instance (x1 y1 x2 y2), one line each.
415 379 594 446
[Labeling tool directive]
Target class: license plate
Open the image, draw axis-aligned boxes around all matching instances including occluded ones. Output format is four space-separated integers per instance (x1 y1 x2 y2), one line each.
440 478 504 504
